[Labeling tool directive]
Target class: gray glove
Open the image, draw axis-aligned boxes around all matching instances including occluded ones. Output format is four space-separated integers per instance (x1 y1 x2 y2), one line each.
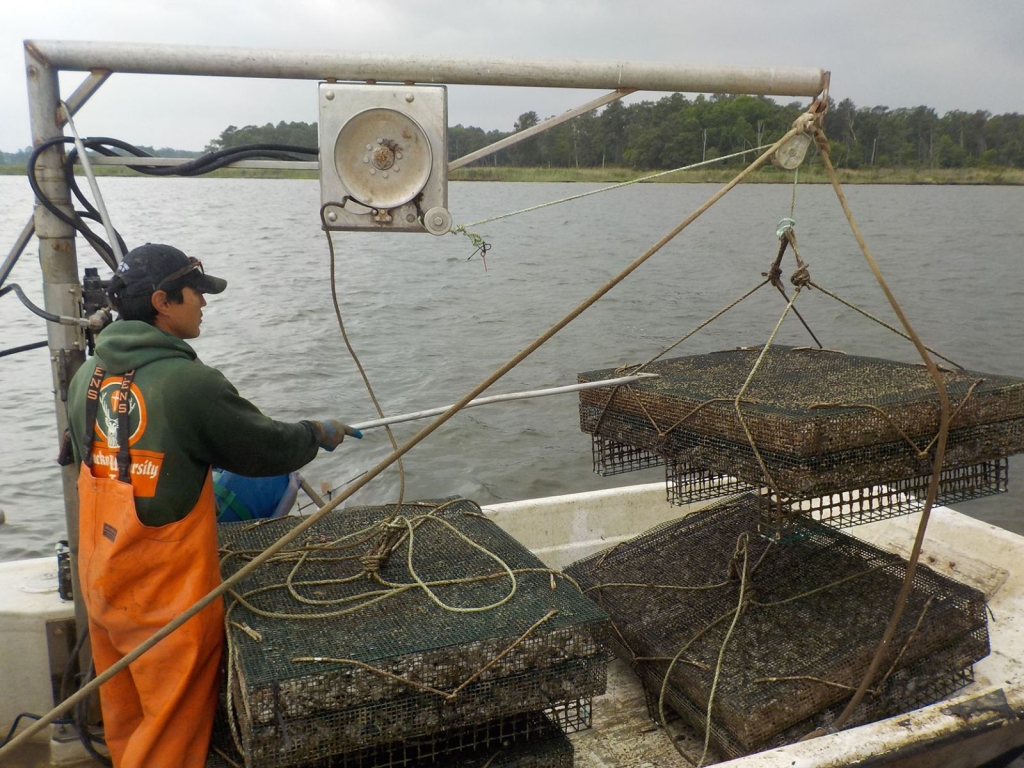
314 420 362 451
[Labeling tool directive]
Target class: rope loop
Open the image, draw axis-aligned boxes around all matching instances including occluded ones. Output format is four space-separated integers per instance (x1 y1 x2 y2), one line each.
776 218 796 239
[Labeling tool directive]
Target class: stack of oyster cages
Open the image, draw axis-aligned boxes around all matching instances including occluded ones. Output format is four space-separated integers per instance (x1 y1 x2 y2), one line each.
216 497 610 768
579 346 1024 528
565 492 990 760
570 345 1013 757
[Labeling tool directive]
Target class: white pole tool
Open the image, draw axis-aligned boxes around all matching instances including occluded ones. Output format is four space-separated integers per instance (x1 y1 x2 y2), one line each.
351 373 657 432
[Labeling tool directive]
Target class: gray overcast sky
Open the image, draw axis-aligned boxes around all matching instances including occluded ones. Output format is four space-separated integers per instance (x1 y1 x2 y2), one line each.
2 0 1022 153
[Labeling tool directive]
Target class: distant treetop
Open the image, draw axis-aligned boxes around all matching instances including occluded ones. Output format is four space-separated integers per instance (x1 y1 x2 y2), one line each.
4 96 1021 171
208 96 1023 171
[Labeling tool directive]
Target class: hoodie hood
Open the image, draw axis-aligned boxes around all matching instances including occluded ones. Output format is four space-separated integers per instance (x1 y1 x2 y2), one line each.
94 320 197 374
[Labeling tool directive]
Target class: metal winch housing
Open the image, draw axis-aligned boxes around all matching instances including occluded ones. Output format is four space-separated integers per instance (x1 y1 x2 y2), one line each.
319 83 450 235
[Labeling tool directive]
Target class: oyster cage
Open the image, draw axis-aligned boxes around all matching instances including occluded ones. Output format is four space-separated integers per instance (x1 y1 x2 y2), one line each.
580 346 1024 526
218 498 609 768
564 492 990 760
208 710 574 768
664 456 1009 531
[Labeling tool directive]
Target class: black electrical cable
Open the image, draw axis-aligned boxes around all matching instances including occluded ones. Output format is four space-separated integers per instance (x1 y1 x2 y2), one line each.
0 340 48 359
0 283 64 323
63 137 316 177
28 137 319 271
56 626 112 765
62 148 128 258
109 141 317 176
74 661 112 766
0 713 74 749
26 138 120 269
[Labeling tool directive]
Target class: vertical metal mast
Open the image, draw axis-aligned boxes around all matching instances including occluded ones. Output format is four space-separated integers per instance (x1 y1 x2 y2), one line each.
24 44 89 642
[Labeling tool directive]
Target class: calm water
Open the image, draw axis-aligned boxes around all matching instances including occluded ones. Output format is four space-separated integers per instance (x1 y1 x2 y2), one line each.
1 177 1022 560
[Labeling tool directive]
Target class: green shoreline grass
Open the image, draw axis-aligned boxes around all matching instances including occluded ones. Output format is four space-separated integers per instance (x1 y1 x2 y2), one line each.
2 164 1021 185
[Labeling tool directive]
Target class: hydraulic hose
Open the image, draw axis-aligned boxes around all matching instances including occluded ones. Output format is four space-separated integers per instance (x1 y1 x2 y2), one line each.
0 340 48 359
0 283 64 323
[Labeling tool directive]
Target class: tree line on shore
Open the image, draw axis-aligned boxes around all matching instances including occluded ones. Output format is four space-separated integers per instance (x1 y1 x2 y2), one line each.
3 95 1022 170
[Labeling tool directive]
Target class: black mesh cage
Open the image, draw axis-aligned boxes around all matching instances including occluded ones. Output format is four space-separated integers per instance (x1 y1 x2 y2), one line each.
579 346 1024 527
207 710 574 768
217 498 608 767
564 493 989 760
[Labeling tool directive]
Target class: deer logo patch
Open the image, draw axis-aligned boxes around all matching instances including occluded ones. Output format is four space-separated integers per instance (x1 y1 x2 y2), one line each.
93 379 147 449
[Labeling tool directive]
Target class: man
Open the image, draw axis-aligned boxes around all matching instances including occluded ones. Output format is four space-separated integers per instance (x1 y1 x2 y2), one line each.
66 243 359 768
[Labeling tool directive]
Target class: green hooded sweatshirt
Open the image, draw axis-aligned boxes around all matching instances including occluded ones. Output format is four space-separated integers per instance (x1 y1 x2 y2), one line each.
67 320 320 526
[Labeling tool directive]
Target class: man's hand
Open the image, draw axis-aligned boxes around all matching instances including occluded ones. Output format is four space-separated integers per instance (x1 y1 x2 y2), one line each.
314 420 362 451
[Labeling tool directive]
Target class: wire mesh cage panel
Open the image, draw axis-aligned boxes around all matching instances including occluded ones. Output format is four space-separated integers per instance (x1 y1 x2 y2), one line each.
665 458 758 506
564 493 989 760
208 710 574 768
640 648 976 761
579 346 1024 524
591 435 664 476
753 457 1010 531
218 498 609 767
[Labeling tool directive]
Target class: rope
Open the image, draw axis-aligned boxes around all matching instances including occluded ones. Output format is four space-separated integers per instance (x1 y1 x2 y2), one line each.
809 281 963 369
809 379 981 459
323 218 407 519
218 497 566 755
697 535 749 768
292 610 558 701
0 117 810 758
591 213 823 472
732 288 806 503
631 280 771 373
768 228 821 347
451 144 774 235
789 167 799 221
799 125 954 739
587 280 770 446
402 514 518 613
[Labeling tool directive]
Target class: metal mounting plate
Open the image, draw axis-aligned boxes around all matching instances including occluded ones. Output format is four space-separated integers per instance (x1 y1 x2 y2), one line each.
319 83 448 234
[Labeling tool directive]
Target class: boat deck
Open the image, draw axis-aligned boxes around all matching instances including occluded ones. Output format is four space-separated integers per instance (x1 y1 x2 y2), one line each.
486 483 1024 767
4 482 1024 767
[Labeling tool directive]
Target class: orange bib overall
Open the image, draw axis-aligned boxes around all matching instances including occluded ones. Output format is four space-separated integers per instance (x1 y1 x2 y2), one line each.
77 368 224 767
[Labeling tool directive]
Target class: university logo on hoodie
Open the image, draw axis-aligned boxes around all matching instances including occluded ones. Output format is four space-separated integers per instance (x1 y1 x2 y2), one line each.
90 377 165 496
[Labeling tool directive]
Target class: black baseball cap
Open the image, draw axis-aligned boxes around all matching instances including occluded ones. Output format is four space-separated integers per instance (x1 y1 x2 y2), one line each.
110 243 228 299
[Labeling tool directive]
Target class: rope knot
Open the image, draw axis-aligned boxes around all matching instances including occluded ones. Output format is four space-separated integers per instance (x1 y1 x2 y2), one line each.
360 553 387 575
762 263 783 288
791 264 811 288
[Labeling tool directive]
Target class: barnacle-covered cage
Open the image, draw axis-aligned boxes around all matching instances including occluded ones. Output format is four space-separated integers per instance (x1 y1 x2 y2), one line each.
579 346 1024 528
217 498 609 768
564 492 990 760
207 710 574 768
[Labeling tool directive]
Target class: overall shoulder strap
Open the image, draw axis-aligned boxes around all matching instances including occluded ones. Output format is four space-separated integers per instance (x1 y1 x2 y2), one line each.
115 370 137 483
82 366 106 467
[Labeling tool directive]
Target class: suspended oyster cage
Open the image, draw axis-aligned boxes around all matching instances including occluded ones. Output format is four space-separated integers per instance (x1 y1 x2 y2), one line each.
207 710 574 768
580 346 1024 529
218 498 609 768
565 492 990 760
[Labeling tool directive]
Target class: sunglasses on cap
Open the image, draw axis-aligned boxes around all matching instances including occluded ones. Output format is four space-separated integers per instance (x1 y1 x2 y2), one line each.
157 258 205 290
